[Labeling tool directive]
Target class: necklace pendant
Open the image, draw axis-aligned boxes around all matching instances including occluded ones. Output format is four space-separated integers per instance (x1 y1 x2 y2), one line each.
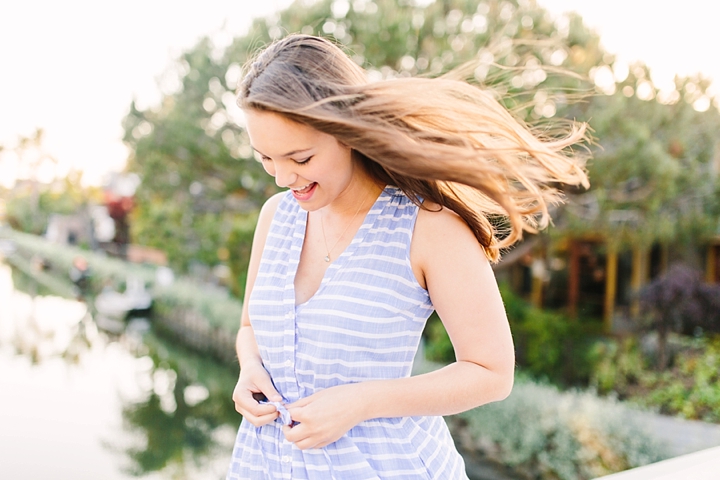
324 255 330 262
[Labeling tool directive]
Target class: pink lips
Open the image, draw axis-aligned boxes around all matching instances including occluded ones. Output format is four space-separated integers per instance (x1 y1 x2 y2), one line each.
291 182 317 201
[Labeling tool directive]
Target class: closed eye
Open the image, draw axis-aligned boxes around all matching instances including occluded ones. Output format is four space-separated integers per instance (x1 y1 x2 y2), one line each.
294 156 313 165
253 150 272 163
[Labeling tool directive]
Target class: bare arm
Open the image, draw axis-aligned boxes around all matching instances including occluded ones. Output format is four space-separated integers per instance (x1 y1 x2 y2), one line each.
358 205 515 416
232 192 285 424
236 192 283 364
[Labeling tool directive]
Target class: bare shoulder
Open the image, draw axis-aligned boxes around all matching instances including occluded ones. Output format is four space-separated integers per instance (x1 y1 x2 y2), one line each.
256 191 286 231
250 191 287 251
414 201 480 249
411 201 489 288
260 191 286 217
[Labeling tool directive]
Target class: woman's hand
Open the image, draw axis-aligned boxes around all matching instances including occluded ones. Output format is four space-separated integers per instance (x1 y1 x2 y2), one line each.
283 383 366 450
232 362 284 427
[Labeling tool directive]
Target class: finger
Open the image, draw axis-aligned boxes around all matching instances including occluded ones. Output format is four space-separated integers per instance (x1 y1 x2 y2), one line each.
282 423 306 443
255 410 281 425
254 377 283 403
285 396 311 409
235 397 279 417
314 440 333 449
243 409 280 427
293 438 321 450
247 401 280 417
286 406 312 426
285 405 298 419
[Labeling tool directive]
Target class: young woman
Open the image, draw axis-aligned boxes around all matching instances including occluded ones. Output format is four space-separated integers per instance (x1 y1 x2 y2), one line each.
227 34 588 479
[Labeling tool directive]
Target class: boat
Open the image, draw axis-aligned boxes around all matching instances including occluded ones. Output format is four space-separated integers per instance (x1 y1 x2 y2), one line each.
94 277 152 320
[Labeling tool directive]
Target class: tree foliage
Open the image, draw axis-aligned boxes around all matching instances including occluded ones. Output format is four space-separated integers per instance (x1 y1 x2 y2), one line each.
122 36 271 273
123 0 719 288
123 0 601 281
1 129 97 235
563 72 720 253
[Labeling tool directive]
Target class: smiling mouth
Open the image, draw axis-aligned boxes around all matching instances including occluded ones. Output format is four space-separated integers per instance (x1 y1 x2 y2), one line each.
291 183 316 194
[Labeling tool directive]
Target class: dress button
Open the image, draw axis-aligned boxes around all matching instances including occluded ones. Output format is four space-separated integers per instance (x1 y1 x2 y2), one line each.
281 455 291 463
284 359 292 367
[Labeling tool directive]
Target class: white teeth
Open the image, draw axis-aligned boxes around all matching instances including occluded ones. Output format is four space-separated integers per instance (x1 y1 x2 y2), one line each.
291 183 314 192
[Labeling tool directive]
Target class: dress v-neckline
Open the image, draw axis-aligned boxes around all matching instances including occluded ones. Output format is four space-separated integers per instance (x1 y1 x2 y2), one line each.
292 187 391 308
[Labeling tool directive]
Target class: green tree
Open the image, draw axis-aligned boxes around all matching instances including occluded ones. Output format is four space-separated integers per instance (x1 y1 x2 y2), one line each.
561 70 720 259
2 129 97 235
123 0 603 287
124 0 720 297
122 35 272 273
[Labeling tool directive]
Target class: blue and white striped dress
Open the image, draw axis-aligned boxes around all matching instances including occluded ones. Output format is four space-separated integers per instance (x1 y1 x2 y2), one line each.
227 186 468 479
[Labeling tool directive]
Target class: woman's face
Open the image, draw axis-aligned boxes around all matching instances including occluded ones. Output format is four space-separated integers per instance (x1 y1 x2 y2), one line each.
244 109 358 210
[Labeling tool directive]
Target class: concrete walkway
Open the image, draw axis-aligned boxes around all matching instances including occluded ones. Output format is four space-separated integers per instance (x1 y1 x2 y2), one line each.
636 411 720 457
595 446 720 480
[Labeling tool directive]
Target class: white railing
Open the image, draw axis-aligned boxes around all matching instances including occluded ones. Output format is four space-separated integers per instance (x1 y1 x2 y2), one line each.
595 446 720 479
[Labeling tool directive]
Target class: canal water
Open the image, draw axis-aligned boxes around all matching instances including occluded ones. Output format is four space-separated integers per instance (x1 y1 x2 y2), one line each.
0 259 519 480
0 262 240 480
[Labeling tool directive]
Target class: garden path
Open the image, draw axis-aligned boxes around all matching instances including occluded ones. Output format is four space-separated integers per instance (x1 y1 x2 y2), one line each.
636 411 720 457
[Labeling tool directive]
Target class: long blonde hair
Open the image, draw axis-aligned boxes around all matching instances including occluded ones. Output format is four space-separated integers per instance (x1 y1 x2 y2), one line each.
239 34 588 262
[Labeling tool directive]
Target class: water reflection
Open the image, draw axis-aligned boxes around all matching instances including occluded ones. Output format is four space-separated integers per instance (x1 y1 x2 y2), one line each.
0 261 239 480
118 325 239 478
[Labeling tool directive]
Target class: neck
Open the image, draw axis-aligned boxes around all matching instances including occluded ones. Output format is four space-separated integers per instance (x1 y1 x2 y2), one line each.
316 180 384 262
324 177 384 219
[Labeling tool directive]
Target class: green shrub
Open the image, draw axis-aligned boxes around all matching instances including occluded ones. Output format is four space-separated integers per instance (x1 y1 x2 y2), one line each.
589 335 720 423
1 227 242 332
2 227 154 291
500 284 601 386
225 215 257 300
588 337 647 394
454 379 669 480
422 284 600 385
423 312 454 363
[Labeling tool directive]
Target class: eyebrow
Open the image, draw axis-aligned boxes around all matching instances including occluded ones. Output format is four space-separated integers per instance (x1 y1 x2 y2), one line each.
251 146 312 158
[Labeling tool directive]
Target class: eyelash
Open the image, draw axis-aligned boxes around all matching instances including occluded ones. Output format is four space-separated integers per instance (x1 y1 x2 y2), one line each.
260 156 312 165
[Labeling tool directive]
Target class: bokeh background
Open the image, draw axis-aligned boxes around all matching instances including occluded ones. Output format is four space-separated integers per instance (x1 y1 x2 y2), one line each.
2 1 720 479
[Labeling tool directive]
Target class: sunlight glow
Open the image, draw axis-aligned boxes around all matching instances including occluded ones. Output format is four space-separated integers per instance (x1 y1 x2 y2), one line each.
592 65 616 95
0 0 717 188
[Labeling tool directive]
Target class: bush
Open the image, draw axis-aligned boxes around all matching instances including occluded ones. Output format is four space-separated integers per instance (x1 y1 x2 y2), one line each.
501 284 601 386
225 215 257 300
422 284 600 385
590 335 720 422
638 264 720 368
453 378 669 480
589 337 647 394
1 227 243 332
1 226 154 290
422 312 454 363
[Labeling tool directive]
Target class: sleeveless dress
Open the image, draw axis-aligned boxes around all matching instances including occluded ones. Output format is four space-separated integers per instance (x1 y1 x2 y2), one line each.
227 186 468 479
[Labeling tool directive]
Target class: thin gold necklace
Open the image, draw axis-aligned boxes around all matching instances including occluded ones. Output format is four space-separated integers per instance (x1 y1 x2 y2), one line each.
319 197 366 262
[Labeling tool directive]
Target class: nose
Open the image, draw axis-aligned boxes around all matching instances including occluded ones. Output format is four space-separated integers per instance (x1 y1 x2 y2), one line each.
272 162 298 189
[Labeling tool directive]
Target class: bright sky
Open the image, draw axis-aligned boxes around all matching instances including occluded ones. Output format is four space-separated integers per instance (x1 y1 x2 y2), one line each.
1 0 718 188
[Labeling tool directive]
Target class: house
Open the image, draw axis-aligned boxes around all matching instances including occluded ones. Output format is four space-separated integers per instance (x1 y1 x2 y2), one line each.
496 233 720 333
